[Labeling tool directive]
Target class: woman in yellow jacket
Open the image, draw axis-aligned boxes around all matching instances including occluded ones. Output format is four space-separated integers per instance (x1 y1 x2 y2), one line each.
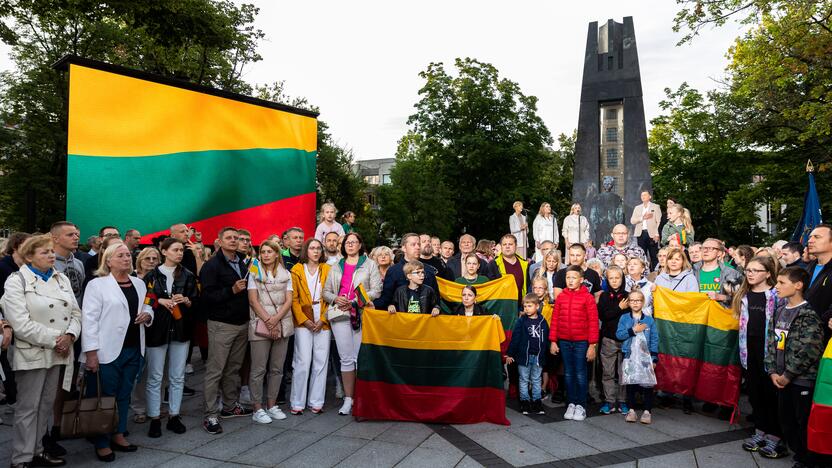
289 238 331 414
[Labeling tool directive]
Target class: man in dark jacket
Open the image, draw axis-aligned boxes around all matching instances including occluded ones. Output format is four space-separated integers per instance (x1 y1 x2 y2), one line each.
0 232 29 412
378 233 438 309
782 241 807 269
805 225 832 343
447 234 487 280
199 227 251 435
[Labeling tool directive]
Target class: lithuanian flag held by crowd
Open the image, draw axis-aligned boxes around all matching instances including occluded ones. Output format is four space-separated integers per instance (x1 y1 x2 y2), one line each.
653 287 741 408
437 276 519 353
808 339 832 454
64 59 318 244
353 309 509 425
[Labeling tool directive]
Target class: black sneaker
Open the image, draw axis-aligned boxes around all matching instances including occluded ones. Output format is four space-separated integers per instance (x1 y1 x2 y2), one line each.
220 403 253 419
166 415 186 434
758 440 789 459
148 418 162 438
41 433 67 458
742 433 766 452
182 386 196 397
520 400 530 415
202 416 223 435
534 400 545 414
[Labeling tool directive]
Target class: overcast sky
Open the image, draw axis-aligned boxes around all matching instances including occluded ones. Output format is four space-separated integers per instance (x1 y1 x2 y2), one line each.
0 1 745 160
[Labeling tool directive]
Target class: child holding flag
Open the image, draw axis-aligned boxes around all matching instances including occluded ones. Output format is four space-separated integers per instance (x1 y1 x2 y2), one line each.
766 266 824 467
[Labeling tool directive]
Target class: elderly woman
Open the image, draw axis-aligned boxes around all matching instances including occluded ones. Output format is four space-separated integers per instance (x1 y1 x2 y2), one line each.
323 232 382 415
368 246 393 282
82 243 152 462
562 203 591 249
1 234 81 468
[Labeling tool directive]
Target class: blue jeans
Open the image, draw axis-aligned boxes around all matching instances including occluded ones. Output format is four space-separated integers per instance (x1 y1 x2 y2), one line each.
559 340 588 407
518 355 543 402
86 347 143 449
145 341 189 418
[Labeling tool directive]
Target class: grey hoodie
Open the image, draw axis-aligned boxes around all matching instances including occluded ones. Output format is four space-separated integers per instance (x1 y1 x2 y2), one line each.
654 269 699 293
54 252 85 305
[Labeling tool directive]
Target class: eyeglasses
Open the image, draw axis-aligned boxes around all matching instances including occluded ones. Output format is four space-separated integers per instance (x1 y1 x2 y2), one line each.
409 270 425 276
746 268 768 274
344 241 359 246
701 246 722 251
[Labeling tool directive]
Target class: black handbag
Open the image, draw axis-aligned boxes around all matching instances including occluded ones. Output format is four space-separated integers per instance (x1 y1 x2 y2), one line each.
60 371 118 439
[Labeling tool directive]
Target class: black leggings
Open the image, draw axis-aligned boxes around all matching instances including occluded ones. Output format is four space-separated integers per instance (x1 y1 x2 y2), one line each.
746 337 781 436
626 385 654 410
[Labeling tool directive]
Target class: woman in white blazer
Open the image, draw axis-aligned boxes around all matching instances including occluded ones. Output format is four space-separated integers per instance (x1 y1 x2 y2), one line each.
1 235 81 468
81 243 152 463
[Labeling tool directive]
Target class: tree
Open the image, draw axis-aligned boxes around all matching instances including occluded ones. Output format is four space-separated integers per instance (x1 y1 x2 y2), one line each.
0 0 264 230
377 132 456 240
384 58 553 242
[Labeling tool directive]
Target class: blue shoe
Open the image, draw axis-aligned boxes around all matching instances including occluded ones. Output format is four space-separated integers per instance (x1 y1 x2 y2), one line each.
599 403 613 414
618 403 629 414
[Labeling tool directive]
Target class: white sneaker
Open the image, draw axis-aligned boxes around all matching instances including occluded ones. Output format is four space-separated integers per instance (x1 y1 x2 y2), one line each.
252 409 272 424
239 386 253 406
564 403 576 420
184 363 194 375
338 397 353 415
267 406 287 421
573 405 587 421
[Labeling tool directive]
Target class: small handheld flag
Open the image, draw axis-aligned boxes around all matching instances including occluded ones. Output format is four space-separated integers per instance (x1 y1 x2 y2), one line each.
248 258 262 281
354 283 370 309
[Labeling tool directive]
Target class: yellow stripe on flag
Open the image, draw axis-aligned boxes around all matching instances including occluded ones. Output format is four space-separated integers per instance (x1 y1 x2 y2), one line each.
437 276 518 303
824 340 832 360
654 287 739 331
361 309 505 352
68 64 317 156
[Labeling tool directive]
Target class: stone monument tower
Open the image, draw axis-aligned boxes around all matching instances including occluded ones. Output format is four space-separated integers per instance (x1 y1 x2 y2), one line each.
573 17 651 244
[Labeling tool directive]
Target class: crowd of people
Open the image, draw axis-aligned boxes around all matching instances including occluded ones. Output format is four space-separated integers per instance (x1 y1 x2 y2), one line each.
0 193 831 468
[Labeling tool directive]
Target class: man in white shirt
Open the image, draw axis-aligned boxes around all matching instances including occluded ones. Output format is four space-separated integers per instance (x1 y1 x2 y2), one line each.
630 190 661 270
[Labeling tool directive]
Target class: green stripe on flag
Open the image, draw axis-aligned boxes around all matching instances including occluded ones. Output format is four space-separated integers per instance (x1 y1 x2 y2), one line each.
815 357 832 407
655 320 740 367
67 148 315 237
357 344 504 389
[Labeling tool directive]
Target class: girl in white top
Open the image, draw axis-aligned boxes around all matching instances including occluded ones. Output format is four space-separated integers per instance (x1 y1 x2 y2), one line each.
314 202 345 242
562 203 591 248
533 202 559 262
509 201 529 259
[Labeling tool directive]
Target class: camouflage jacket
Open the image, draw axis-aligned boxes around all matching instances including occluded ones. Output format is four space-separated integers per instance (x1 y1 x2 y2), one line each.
764 301 824 385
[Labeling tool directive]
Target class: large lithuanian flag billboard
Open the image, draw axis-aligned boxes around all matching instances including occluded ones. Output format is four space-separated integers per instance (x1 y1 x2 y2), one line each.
60 57 318 244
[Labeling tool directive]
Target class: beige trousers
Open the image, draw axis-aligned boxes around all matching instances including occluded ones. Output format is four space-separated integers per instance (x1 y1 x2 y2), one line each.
203 320 248 418
12 366 60 464
248 338 289 405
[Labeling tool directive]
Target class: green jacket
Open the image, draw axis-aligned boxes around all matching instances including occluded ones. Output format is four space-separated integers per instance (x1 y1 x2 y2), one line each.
661 222 694 247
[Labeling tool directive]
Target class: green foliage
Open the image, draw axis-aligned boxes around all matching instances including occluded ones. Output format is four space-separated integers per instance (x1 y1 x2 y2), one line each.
380 58 554 242
0 0 265 231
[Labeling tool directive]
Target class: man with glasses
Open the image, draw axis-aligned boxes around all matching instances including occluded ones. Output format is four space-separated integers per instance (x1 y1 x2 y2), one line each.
596 224 647 268
83 226 120 280
236 229 253 265
693 238 742 308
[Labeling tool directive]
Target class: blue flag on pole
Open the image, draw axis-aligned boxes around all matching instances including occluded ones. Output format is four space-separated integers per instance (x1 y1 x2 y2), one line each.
792 169 823 246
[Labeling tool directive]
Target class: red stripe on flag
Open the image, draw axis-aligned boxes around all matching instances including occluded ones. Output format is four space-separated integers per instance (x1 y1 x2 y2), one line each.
809 403 832 454
655 354 740 407
139 192 316 245
354 380 509 425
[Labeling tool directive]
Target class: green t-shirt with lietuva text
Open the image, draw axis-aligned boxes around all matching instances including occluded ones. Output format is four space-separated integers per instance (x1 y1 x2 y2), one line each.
699 267 721 294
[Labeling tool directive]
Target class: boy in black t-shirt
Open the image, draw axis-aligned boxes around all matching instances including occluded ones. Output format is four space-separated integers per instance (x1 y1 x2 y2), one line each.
388 261 440 316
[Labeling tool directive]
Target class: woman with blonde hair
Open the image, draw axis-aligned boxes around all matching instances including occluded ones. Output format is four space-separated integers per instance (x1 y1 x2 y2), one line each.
562 203 591 248
661 204 693 248
315 202 345 242
533 202 559 262
535 251 562 301
2 235 81 468
247 239 294 424
134 247 161 279
82 243 152 461
509 201 529 259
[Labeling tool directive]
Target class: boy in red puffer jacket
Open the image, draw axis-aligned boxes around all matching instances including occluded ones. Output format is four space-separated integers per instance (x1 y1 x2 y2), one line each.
550 265 599 421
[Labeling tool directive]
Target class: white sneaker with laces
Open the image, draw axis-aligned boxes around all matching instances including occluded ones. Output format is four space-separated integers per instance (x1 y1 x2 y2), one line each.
252 409 272 424
572 405 587 421
267 406 287 421
338 397 353 415
239 385 253 406
184 363 194 375
564 403 576 420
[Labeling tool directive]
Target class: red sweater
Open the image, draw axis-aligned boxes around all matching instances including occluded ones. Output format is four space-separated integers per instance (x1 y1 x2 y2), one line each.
549 285 599 343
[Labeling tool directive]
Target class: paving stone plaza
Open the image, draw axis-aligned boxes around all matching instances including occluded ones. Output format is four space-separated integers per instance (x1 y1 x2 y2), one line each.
0 358 800 467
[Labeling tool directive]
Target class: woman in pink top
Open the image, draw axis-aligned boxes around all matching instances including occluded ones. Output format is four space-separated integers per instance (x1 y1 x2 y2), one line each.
322 233 382 415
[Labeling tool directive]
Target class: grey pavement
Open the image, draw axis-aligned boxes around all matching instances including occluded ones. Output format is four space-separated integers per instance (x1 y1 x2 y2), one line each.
0 355 803 467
